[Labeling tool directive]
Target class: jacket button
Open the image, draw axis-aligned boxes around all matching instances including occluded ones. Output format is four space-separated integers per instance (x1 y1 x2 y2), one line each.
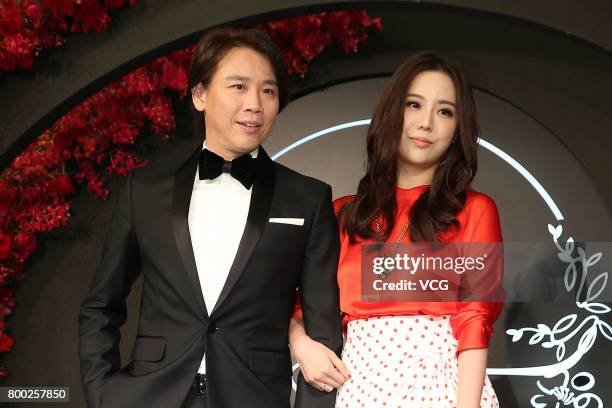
206 323 217 334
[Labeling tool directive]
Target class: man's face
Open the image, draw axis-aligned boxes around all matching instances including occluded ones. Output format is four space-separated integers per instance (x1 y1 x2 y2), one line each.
191 46 280 160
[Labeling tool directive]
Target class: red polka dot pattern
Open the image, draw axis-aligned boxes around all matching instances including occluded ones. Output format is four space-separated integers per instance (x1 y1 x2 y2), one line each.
335 315 499 408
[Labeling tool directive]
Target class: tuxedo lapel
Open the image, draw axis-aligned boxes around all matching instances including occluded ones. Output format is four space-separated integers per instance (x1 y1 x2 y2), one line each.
172 143 209 320
210 148 275 317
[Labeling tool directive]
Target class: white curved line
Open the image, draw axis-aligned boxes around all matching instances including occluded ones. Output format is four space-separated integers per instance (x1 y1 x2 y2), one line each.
272 119 564 221
477 138 564 221
270 119 371 161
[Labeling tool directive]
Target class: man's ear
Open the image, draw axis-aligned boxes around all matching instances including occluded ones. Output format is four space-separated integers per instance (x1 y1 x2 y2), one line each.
191 83 206 112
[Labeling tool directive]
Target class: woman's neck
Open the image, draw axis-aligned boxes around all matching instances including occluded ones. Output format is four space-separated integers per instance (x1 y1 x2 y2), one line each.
396 164 435 189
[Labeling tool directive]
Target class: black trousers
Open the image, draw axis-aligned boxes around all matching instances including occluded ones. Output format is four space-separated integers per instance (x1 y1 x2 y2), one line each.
181 388 206 408
181 374 207 408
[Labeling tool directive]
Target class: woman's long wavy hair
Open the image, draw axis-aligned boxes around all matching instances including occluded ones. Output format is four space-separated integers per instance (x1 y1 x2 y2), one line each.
339 51 480 243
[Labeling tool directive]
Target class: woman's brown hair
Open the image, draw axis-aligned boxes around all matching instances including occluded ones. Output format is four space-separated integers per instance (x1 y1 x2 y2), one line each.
339 51 479 243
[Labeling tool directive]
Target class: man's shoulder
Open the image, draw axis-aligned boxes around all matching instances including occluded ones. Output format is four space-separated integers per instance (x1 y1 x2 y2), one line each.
272 161 330 193
132 138 201 181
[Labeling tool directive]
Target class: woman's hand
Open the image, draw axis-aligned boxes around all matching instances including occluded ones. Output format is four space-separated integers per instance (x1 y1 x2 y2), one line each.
289 318 350 392
456 348 487 408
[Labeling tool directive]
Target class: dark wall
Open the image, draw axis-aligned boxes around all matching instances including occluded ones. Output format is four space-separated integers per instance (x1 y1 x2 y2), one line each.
1 2 611 407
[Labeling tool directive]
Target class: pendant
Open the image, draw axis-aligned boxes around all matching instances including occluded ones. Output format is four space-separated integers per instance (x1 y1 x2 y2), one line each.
380 256 395 279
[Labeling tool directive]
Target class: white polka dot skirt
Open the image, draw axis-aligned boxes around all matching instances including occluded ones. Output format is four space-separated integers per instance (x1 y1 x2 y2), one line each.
336 315 499 408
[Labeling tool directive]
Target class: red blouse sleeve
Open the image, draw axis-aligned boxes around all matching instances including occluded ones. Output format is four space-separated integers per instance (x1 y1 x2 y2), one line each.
450 194 504 356
291 290 303 319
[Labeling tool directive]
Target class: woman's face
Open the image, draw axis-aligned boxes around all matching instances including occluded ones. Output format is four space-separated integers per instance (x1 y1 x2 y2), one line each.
398 70 458 173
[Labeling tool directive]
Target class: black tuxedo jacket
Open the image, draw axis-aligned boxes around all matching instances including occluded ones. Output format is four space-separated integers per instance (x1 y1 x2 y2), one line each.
78 141 342 408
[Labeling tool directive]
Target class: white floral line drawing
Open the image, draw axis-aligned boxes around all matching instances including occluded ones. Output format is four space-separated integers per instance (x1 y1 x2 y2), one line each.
487 224 611 408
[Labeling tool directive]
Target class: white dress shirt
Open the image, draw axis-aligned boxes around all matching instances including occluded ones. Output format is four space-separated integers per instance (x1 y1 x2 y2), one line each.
188 141 257 374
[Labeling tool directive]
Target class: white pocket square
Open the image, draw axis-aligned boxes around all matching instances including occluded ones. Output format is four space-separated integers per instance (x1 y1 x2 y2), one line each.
269 218 304 226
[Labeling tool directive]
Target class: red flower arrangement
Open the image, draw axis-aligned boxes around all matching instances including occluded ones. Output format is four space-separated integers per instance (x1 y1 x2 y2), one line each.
0 0 136 73
259 10 382 77
0 8 382 378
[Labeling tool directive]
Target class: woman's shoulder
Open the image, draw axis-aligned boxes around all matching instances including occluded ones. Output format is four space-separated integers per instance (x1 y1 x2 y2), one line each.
464 189 499 215
332 194 356 215
454 189 502 241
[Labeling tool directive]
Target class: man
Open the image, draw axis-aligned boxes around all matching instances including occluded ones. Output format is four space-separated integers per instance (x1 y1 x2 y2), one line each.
78 27 342 408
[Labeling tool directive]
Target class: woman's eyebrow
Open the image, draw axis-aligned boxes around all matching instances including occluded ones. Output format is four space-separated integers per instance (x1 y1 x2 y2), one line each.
438 99 457 108
406 93 424 100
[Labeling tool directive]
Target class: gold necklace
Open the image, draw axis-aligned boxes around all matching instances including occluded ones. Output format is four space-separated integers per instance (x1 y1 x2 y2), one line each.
375 215 410 279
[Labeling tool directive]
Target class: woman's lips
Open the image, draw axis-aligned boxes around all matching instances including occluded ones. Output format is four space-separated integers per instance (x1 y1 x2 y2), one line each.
409 137 432 148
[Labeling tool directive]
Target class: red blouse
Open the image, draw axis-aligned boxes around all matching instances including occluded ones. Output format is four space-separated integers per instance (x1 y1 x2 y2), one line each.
294 185 504 355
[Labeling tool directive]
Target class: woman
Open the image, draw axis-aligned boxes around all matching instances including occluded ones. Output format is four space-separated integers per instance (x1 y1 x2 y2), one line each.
290 51 503 407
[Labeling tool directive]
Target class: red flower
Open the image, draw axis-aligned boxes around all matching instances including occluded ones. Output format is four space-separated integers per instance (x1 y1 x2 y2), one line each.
41 0 75 18
0 181 17 218
0 1 23 36
0 234 12 260
1 0 134 74
71 0 110 33
0 267 10 286
52 129 75 152
157 58 188 95
0 33 34 70
0 48 17 71
0 332 13 352
0 288 15 309
124 68 153 94
13 233 37 256
104 0 134 11
49 174 75 195
258 11 382 77
24 1 45 29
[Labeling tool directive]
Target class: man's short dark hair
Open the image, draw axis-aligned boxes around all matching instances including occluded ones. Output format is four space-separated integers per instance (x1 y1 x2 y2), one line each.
187 27 290 140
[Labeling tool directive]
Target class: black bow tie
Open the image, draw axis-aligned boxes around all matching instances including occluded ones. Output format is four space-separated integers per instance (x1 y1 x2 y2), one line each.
198 148 260 189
